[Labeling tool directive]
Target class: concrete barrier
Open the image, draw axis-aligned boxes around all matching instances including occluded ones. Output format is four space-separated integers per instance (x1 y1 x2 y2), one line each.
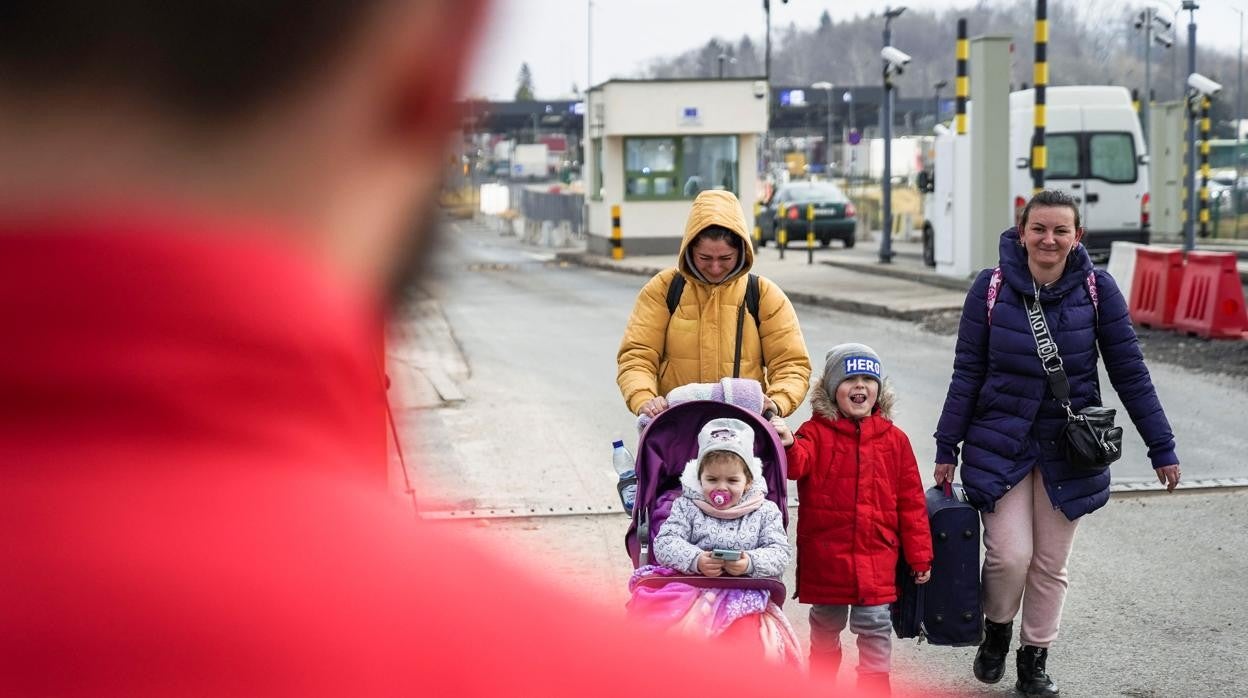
1106 241 1145 304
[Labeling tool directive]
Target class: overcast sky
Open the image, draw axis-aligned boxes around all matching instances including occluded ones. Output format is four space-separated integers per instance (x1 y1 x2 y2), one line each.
465 0 1248 101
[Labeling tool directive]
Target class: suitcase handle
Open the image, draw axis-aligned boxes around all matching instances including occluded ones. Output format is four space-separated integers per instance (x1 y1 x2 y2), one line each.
943 480 953 498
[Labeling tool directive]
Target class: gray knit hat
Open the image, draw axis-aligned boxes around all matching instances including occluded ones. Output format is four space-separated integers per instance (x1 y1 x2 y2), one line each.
823 343 883 395
695 418 755 469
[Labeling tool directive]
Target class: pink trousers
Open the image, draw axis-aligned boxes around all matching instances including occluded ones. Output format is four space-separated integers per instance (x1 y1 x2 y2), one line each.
981 467 1080 648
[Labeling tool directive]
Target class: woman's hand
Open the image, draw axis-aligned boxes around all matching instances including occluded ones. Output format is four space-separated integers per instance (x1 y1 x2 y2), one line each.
696 551 725 577
1156 464 1181 492
933 463 956 486
770 416 794 447
723 552 751 577
638 396 669 418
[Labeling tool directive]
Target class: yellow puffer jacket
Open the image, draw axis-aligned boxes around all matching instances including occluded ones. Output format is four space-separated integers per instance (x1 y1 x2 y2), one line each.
616 190 812 416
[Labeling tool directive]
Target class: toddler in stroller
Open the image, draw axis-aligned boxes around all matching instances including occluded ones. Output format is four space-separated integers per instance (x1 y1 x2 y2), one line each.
624 400 802 666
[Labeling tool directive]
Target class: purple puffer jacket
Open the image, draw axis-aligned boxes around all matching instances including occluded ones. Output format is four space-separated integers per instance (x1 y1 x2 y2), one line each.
934 228 1178 520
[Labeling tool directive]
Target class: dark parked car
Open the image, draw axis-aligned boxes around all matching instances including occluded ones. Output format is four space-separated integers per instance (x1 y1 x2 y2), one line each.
758 181 857 248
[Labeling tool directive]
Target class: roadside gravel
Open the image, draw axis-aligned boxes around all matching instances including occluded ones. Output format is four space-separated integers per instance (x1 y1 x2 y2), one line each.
920 309 1248 381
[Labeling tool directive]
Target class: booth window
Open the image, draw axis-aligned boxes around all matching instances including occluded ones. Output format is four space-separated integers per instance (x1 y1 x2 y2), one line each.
591 138 603 200
624 136 738 200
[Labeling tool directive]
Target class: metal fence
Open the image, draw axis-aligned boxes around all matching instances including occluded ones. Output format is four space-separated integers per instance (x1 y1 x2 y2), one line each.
516 185 584 235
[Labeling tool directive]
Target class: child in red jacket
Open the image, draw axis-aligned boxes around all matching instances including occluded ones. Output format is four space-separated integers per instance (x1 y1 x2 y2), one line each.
771 343 933 696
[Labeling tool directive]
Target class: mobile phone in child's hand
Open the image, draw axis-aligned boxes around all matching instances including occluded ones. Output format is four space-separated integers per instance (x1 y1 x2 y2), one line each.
697 551 725 576
711 548 742 561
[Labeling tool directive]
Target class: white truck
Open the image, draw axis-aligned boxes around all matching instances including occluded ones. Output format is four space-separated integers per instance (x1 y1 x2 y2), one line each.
921 85 1150 270
510 143 550 181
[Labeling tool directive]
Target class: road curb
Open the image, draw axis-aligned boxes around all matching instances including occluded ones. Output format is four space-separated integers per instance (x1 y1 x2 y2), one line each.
555 252 664 279
556 251 953 322
818 259 975 292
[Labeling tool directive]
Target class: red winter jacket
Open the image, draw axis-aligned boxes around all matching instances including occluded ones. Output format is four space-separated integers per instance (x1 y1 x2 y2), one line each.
785 381 932 606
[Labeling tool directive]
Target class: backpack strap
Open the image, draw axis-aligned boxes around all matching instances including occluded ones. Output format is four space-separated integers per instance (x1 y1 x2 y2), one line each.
986 267 1003 325
745 273 761 329
667 271 764 379
665 271 761 328
985 266 1100 326
665 272 686 315
1085 270 1099 324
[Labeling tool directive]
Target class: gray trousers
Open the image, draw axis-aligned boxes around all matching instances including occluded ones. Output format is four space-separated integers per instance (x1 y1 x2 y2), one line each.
809 603 893 675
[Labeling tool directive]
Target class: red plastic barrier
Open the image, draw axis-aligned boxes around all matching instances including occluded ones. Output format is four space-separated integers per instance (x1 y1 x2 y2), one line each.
1173 251 1248 339
1129 248 1185 329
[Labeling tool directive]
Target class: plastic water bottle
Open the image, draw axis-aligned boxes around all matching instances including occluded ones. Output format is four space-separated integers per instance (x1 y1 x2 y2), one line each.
612 440 637 514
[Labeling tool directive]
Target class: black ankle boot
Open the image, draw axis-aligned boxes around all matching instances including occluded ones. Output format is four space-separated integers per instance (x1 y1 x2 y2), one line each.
973 619 1013 684
1015 645 1060 697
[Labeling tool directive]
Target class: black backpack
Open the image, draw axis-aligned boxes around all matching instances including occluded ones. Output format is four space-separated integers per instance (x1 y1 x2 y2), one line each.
664 272 762 378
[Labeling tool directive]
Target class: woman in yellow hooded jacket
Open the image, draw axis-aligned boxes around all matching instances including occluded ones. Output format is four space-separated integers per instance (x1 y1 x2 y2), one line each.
617 190 812 418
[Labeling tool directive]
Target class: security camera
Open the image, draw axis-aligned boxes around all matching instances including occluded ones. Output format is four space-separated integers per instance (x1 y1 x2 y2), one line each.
1188 72 1223 97
1155 33 1174 49
881 46 912 69
752 80 768 100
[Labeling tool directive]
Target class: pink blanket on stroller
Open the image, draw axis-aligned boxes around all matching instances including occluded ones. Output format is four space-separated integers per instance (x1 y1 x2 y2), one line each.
625 566 802 667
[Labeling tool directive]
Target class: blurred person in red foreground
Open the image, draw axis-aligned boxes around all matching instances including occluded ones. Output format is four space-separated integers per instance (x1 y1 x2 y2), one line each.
0 2 911 697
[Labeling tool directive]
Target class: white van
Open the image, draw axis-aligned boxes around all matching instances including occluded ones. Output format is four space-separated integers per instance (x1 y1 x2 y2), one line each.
1008 86 1150 256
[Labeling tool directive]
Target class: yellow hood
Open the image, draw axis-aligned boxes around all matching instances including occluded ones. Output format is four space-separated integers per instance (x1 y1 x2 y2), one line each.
676 190 755 281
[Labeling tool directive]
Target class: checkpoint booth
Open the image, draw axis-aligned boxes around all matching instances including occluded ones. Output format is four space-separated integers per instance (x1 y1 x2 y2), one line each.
584 78 768 256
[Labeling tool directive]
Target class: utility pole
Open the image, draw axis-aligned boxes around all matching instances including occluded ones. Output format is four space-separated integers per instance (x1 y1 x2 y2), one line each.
587 0 593 91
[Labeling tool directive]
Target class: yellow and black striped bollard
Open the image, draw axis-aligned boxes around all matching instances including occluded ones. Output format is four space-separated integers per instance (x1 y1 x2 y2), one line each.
806 203 816 265
1200 96 1211 238
610 204 623 260
778 205 787 260
956 18 968 136
1032 0 1048 194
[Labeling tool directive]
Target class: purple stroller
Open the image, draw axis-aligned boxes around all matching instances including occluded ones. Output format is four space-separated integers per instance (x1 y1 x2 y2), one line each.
624 399 790 608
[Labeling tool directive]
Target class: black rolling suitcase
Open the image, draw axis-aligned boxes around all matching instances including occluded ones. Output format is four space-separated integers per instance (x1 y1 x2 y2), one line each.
890 482 984 646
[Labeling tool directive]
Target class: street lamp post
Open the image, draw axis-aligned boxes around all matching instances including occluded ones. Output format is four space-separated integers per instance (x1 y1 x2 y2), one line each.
843 90 856 181
881 5 907 264
1136 7 1175 150
1183 0 1199 252
1232 6 1244 238
813 81 834 172
762 1 788 180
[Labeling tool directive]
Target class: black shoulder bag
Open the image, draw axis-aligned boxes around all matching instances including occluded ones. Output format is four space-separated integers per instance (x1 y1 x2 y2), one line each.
1025 284 1123 471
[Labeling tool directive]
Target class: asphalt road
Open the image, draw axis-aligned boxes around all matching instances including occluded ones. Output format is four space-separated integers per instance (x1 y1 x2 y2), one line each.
396 220 1248 697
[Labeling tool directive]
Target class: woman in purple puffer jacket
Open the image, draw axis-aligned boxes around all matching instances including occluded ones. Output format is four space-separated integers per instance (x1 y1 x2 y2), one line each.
933 190 1179 698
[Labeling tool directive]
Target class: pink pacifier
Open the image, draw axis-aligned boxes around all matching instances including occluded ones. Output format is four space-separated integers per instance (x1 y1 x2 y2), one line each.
709 489 734 508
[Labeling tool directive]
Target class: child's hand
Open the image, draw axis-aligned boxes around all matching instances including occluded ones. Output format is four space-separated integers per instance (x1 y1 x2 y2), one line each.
770 416 793 447
723 552 751 576
914 569 931 585
696 551 725 577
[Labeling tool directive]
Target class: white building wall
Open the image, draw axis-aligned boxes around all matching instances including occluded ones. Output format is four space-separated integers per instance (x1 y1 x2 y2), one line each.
585 80 767 255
